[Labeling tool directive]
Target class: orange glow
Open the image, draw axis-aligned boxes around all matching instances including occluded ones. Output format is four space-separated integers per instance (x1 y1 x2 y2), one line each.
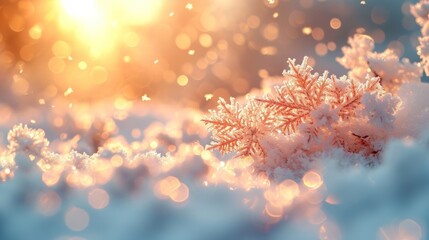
177 75 189 86
58 0 162 51
52 41 71 58
265 203 284 219
29 25 43 40
176 34 192 50
60 0 101 21
330 18 342 30
154 176 190 203
59 0 107 47
303 171 323 189
278 179 300 200
114 0 163 26
155 176 181 197
110 155 124 167
170 183 190 203
42 171 60 186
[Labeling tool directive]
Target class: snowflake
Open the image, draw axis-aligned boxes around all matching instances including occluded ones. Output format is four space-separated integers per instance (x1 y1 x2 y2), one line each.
203 97 274 159
258 57 381 133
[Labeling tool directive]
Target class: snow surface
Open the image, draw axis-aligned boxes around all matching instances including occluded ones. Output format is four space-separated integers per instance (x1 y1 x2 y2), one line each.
0 81 428 240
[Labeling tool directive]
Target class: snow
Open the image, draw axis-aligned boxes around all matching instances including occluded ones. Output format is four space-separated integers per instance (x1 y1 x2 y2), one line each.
1 79 428 239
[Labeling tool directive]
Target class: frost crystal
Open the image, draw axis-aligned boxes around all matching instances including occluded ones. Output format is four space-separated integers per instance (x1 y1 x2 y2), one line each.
7 124 49 159
204 57 397 174
410 0 429 76
361 92 400 130
203 97 274 159
338 34 422 92
0 124 178 186
259 57 380 130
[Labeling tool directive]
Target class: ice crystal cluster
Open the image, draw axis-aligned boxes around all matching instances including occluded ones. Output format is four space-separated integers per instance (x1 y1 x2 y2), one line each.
338 34 422 92
412 0 429 75
0 104 208 188
0 123 174 184
204 55 404 179
204 2 429 180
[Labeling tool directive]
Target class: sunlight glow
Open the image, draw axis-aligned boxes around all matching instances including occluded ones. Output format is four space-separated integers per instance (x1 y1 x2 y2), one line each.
115 0 163 26
61 0 102 21
60 0 162 26
58 0 162 50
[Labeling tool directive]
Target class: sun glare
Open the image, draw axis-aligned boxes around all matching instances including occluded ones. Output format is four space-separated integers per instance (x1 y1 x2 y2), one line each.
58 0 162 49
114 0 163 26
61 0 102 20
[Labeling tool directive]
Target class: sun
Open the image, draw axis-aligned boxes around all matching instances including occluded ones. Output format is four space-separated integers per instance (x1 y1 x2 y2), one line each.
112 0 163 26
60 0 102 21
60 0 163 26
58 0 163 50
